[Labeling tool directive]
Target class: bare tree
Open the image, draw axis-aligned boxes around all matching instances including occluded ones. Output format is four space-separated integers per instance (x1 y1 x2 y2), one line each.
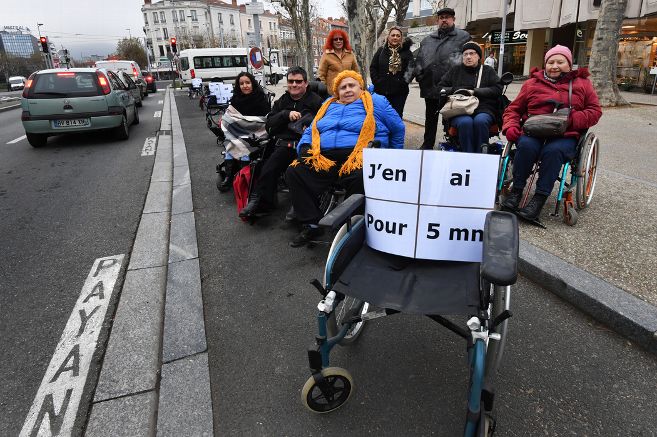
346 0 395 83
275 0 314 72
116 38 148 68
393 0 411 26
588 0 629 106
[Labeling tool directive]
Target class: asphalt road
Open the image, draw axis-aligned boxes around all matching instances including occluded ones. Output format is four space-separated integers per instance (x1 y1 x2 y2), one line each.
176 94 657 436
0 91 164 435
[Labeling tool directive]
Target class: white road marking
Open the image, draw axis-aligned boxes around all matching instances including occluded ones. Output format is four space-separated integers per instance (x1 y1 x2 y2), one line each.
141 136 157 156
158 100 163 104
154 110 162 118
20 255 124 437
7 135 26 144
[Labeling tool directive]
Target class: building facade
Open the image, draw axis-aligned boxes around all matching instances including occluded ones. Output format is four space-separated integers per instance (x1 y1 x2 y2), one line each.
0 26 39 58
400 0 657 86
142 0 283 70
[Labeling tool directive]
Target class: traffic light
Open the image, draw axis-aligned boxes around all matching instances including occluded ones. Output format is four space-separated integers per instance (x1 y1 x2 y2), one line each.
170 37 177 53
40 36 48 53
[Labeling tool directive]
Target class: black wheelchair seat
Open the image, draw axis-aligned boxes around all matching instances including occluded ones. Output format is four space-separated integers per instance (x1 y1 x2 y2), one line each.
332 244 481 315
324 214 480 315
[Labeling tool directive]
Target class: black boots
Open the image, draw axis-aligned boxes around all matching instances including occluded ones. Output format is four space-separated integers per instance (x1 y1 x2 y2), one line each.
239 193 261 218
518 193 548 221
217 159 239 192
501 187 523 211
290 225 324 248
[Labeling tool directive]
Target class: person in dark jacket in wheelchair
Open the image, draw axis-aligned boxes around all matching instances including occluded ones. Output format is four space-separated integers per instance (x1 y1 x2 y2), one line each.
369 26 415 117
438 41 502 154
239 67 324 218
501 45 601 221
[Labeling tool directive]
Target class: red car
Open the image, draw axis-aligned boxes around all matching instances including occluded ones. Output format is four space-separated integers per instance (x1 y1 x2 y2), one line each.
143 71 157 93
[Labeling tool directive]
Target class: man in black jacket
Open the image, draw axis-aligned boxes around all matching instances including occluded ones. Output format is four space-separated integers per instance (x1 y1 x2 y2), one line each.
239 67 324 218
413 7 471 150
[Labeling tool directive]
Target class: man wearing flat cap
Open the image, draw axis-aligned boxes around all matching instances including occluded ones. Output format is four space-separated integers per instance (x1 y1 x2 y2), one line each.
413 6 471 150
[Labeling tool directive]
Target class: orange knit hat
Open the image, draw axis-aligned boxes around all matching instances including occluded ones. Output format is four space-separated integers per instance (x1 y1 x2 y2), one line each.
332 70 365 97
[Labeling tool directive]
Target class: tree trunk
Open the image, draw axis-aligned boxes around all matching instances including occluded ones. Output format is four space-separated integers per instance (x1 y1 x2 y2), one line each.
395 0 411 26
589 0 629 106
347 0 372 83
302 0 314 73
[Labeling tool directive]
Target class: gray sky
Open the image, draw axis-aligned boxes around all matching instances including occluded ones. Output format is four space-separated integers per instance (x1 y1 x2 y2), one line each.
4 0 344 58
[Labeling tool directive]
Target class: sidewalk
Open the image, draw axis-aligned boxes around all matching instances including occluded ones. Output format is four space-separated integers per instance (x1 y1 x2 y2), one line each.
399 82 657 353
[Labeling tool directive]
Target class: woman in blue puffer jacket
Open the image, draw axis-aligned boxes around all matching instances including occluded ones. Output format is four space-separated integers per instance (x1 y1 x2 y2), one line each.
285 70 405 247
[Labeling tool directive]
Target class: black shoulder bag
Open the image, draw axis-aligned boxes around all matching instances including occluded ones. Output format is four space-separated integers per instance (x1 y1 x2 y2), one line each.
522 80 572 138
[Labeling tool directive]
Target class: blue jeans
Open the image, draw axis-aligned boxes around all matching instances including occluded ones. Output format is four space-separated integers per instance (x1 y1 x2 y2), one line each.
513 135 577 196
450 113 494 153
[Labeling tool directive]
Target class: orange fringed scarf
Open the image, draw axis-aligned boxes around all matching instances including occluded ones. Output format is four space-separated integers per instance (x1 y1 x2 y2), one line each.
291 90 376 176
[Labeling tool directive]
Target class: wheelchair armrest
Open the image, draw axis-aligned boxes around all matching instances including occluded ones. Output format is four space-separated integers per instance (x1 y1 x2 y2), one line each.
318 194 365 230
481 211 519 286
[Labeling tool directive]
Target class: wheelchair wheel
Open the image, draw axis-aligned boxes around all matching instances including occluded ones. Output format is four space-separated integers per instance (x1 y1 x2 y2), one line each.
328 297 369 345
575 133 599 209
564 204 578 226
484 285 510 380
319 188 341 217
301 367 353 413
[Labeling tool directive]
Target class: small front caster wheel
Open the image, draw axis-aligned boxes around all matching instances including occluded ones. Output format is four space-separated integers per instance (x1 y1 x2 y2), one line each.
301 367 353 413
564 205 578 226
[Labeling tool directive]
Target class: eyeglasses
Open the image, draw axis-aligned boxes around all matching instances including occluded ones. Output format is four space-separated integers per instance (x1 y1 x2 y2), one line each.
333 37 344 41
287 79 305 84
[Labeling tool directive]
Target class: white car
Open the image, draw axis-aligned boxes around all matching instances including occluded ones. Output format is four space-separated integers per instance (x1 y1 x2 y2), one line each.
9 76 27 91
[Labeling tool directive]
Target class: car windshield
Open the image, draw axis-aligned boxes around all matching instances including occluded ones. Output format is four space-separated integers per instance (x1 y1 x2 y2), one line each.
9 78 23 84
30 72 102 98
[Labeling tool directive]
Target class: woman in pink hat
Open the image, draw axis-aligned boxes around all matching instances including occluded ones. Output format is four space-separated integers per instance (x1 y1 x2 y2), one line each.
501 44 602 221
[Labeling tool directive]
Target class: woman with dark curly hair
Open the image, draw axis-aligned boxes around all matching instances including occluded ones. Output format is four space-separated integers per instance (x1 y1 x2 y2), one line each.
317 29 360 91
217 71 271 191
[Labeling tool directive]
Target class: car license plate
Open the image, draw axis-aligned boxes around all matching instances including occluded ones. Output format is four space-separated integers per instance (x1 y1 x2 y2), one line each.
52 118 90 128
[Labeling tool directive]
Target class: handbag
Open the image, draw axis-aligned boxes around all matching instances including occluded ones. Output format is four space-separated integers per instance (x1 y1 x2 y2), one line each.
522 80 572 138
439 65 482 120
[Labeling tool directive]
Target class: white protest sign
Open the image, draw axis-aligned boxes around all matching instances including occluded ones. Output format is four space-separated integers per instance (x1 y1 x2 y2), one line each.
363 149 422 204
362 149 499 262
415 206 491 262
208 82 233 103
420 152 498 208
364 198 418 258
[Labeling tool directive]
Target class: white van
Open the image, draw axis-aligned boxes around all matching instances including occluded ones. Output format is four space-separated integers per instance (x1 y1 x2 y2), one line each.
94 60 147 97
8 76 27 91
178 48 249 85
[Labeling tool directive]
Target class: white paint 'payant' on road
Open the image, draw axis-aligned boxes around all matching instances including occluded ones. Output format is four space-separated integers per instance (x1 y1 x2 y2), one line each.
154 111 162 118
142 137 157 156
20 255 124 437
158 100 163 104
7 135 26 144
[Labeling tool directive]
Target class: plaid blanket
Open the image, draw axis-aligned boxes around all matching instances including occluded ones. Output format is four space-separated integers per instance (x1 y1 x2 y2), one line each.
221 105 268 159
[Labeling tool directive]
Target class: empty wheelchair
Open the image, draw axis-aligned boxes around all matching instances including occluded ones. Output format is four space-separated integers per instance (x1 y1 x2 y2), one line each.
498 130 599 226
301 194 518 436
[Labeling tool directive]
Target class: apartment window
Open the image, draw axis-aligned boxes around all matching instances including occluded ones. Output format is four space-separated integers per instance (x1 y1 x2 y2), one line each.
144 13 148 25
230 14 234 25
191 10 198 21
179 10 185 21
248 19 252 29
159 46 165 56
269 22 273 30
160 11 166 23
163 28 169 39
172 11 178 22
218 13 223 24
153 12 159 24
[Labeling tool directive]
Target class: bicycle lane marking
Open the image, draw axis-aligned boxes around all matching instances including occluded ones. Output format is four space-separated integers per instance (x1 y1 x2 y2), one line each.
20 255 124 437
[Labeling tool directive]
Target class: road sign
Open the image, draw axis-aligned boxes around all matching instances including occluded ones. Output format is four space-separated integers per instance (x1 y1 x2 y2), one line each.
245 2 265 14
249 47 263 70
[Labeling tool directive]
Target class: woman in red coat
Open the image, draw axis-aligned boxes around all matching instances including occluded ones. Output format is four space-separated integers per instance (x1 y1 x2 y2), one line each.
501 45 602 220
